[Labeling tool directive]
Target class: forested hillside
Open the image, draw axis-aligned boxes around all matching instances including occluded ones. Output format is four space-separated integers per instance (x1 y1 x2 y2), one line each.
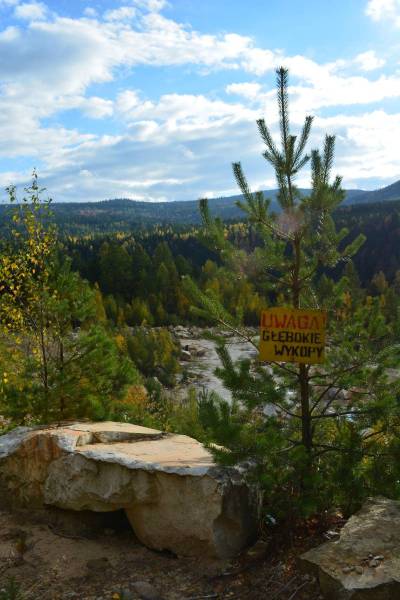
59 197 400 335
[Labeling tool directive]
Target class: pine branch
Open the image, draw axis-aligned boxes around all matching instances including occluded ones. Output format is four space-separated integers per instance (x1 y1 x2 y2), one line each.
311 149 322 189
293 153 310 174
199 197 212 228
293 115 313 167
270 361 299 377
257 119 280 160
308 362 364 381
322 135 335 184
232 162 257 208
276 67 290 154
233 162 294 240
311 409 372 420
286 135 297 170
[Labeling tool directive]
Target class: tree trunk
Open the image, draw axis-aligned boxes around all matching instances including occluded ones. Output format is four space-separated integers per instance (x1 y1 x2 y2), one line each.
39 319 49 421
299 363 312 452
59 339 65 420
292 236 313 454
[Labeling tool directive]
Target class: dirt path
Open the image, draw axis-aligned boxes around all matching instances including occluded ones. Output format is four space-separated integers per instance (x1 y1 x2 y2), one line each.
0 509 321 600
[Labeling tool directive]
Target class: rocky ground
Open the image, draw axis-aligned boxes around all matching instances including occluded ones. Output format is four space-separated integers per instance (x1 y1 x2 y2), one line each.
0 508 324 600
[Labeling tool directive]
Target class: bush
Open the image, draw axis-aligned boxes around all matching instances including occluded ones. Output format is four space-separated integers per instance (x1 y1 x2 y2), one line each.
126 327 181 387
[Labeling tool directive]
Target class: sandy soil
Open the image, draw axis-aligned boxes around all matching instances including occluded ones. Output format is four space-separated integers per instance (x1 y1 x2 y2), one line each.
0 508 322 600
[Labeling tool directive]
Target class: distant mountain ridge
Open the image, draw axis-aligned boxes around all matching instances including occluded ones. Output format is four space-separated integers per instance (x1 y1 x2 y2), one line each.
2 179 399 234
343 179 400 204
91 178 400 214
179 179 400 208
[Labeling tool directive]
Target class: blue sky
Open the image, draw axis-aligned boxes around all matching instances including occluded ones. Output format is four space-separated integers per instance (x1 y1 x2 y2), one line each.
0 0 399 202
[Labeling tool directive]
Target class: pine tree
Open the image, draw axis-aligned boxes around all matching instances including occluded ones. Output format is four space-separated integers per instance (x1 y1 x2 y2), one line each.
185 68 400 519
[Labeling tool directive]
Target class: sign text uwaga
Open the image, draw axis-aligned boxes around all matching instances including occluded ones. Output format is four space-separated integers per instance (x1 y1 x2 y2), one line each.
259 307 327 364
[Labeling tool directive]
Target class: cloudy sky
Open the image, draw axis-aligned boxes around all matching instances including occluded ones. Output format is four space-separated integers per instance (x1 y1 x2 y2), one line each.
0 0 399 202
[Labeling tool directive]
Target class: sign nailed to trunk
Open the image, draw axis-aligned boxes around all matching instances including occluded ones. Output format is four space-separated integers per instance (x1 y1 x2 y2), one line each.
259 307 327 364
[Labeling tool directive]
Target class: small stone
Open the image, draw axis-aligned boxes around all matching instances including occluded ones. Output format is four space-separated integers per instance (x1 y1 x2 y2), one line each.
132 581 162 600
342 566 354 574
369 559 380 568
355 566 363 574
87 557 110 572
246 539 268 560
374 555 384 561
325 530 340 539
181 349 192 361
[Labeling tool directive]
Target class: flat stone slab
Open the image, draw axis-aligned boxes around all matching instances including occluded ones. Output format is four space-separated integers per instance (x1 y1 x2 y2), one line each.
0 422 260 558
76 434 216 475
65 421 163 445
301 497 400 599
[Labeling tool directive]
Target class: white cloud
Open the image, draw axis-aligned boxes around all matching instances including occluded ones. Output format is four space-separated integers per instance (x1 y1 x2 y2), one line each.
240 47 279 75
83 7 97 18
365 0 400 25
81 96 114 119
365 0 399 20
133 0 167 12
0 25 19 40
226 82 262 99
315 110 400 182
14 1 47 20
280 55 400 118
354 50 385 71
115 90 142 118
104 6 136 22
116 91 256 138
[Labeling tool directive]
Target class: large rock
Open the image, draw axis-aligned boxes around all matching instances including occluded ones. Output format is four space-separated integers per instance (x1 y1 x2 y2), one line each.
0 422 259 558
301 497 400 599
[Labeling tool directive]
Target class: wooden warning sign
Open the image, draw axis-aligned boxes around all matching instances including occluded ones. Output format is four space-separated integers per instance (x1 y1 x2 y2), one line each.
260 307 326 364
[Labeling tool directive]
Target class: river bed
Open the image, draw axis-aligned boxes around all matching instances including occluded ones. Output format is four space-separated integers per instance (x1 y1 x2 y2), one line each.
177 333 257 402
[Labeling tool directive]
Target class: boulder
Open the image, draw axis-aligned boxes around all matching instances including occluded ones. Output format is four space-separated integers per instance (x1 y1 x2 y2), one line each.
300 497 400 599
173 326 192 339
0 422 259 558
180 349 192 361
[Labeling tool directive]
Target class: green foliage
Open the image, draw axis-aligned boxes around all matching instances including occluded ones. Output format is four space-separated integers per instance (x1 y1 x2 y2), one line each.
0 256 141 423
186 67 400 524
61 208 400 332
0 170 56 332
0 175 140 424
126 328 181 387
99 241 133 296
111 382 211 442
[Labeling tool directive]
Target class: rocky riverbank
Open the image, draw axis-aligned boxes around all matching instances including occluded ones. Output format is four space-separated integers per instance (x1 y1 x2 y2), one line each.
169 326 257 401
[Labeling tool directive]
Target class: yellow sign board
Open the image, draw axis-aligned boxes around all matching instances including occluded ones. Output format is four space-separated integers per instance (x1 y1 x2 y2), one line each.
259 307 326 364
